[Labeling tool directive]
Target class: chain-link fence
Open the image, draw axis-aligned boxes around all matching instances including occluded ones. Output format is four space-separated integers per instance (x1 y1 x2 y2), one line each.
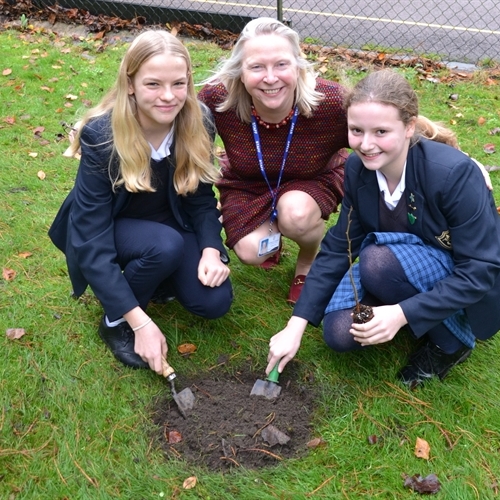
25 0 500 63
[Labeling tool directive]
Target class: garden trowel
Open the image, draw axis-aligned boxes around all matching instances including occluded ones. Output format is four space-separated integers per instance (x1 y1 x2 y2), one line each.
250 363 282 399
162 359 195 418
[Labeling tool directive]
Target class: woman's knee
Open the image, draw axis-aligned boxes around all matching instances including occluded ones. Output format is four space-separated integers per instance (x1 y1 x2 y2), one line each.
278 197 322 237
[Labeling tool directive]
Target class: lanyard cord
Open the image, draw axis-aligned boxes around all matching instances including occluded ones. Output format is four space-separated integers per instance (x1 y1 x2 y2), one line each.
250 106 299 224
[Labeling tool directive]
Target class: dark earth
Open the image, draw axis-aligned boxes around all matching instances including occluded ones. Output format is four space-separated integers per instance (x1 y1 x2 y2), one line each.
151 364 317 470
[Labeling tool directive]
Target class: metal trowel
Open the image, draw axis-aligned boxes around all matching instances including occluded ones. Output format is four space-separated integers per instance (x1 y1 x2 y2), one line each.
250 362 282 399
162 359 195 418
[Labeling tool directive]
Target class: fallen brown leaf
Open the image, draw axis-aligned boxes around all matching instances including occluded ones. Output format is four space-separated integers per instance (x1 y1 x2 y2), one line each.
484 143 496 154
6 328 26 340
178 343 197 355
2 68 12 76
18 251 33 258
3 268 16 281
306 437 327 448
182 476 197 490
37 170 46 180
167 430 183 443
477 116 486 125
414 437 430 459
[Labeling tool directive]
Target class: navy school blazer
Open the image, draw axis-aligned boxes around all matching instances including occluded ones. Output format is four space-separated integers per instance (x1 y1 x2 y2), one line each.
49 108 227 320
293 138 500 341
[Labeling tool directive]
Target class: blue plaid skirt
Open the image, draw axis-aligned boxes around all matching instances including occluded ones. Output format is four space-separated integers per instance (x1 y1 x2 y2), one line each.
325 232 475 348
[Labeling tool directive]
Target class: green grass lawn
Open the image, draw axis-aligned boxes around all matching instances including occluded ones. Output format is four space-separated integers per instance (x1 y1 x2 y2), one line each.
1 26 500 499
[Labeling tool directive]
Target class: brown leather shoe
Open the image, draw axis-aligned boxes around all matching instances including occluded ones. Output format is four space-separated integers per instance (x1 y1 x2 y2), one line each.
287 274 306 305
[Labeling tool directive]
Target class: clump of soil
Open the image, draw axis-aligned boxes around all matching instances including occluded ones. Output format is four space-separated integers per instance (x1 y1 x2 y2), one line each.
151 365 316 470
352 303 374 324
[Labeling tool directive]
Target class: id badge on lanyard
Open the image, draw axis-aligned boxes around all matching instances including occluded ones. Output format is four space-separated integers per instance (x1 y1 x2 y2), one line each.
251 106 299 258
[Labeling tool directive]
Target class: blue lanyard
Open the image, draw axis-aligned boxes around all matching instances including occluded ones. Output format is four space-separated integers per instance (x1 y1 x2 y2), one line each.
251 106 299 224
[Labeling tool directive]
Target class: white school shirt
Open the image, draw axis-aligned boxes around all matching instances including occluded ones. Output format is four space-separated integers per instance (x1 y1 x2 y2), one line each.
149 128 174 161
376 162 407 210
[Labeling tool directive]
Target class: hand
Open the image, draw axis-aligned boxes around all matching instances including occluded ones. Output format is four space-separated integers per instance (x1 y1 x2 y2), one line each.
133 320 168 374
198 247 230 287
266 316 308 375
124 307 168 374
349 304 407 346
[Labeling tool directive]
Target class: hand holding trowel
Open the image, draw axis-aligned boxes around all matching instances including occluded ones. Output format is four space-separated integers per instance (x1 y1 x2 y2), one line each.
250 362 282 399
162 358 195 418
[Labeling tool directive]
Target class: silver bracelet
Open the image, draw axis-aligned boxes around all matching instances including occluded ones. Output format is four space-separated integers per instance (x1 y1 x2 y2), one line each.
132 317 152 332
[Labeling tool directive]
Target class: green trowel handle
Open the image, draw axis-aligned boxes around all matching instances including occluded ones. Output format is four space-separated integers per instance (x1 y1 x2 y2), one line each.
266 363 280 384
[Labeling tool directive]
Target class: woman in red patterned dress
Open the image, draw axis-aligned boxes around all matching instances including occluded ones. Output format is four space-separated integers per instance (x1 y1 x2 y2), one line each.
198 17 349 304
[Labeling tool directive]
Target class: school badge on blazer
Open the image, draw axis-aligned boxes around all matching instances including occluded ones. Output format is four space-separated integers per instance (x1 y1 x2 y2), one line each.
435 230 452 249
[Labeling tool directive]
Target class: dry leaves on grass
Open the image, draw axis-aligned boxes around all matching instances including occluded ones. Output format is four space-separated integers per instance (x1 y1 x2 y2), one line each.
177 343 197 356
307 437 327 448
6 328 26 339
2 268 16 281
414 437 430 460
182 476 197 490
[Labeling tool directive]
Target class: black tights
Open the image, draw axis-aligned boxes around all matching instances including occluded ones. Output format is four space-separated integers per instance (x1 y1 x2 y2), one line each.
323 244 465 354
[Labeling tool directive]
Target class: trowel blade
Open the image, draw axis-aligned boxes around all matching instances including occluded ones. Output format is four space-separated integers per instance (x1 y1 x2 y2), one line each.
175 387 195 412
250 379 282 399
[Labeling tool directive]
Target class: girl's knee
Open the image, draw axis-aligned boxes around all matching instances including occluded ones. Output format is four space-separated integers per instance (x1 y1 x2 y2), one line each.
323 310 361 353
323 332 353 353
184 282 233 319
147 231 184 268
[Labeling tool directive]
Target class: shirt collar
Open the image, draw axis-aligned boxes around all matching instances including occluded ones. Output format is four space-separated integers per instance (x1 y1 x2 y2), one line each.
376 163 407 210
149 128 174 161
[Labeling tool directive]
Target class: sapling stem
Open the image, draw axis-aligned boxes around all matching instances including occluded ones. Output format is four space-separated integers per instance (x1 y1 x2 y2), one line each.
346 206 360 308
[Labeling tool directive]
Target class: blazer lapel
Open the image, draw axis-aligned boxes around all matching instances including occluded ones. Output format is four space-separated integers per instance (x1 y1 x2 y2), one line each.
405 150 425 235
357 168 379 233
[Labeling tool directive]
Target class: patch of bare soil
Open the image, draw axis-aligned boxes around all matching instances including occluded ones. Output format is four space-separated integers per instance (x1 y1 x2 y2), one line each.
151 364 316 470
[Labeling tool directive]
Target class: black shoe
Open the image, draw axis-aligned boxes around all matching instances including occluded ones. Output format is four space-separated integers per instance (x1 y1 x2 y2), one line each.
150 282 176 305
150 293 176 305
398 340 471 389
98 316 149 369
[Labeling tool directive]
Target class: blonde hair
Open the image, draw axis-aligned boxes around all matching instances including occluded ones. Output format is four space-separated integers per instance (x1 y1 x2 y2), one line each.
202 17 323 122
344 69 458 147
69 30 218 195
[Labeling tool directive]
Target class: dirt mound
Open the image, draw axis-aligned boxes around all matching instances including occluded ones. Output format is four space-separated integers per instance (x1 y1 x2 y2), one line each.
151 364 317 470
